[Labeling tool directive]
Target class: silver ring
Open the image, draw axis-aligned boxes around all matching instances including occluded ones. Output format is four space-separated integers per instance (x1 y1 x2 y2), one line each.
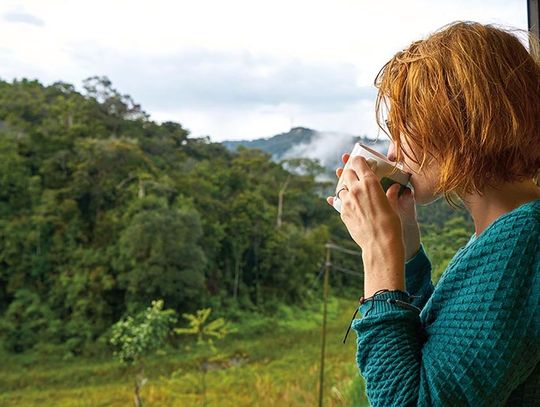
336 185 348 200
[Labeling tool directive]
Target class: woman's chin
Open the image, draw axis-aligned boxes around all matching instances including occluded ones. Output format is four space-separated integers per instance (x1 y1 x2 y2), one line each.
409 177 441 206
411 186 439 206
414 194 429 206
416 192 442 206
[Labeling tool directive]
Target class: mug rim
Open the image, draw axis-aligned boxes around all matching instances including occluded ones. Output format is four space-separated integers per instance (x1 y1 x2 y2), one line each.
351 143 411 183
358 143 392 163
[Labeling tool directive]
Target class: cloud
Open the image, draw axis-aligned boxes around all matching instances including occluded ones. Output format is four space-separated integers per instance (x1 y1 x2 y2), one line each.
0 0 526 142
70 46 376 111
2 10 44 27
284 131 358 167
150 98 384 142
283 131 390 170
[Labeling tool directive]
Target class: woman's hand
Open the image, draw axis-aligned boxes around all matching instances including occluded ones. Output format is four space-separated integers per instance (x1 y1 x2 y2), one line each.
328 153 421 262
327 154 403 250
326 154 412 296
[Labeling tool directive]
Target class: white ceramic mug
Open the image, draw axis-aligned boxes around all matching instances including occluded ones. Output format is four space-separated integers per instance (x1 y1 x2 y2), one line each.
333 143 412 213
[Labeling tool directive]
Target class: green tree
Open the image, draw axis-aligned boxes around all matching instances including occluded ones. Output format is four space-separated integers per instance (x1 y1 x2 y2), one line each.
110 299 177 407
0 289 60 352
259 224 329 307
115 196 207 311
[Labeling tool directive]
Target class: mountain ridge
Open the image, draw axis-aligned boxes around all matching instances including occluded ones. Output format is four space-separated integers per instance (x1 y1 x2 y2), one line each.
221 127 390 171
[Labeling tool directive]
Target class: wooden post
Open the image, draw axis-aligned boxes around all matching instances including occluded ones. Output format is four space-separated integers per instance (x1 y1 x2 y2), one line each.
318 243 331 407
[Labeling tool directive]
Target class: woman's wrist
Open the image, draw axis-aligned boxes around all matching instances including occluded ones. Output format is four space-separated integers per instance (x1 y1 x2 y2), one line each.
363 277 406 298
362 239 406 298
362 237 405 267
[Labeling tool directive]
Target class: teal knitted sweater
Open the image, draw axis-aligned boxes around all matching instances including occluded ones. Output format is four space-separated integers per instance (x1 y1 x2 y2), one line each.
352 198 540 406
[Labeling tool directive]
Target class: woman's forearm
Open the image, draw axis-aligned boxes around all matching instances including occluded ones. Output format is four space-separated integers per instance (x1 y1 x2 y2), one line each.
362 239 405 298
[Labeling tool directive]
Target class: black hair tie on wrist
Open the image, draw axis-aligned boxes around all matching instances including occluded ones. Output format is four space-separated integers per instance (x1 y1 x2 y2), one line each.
341 289 420 344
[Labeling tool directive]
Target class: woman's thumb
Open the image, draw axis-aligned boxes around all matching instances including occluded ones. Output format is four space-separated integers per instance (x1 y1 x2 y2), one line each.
400 186 415 206
398 187 418 220
386 183 401 213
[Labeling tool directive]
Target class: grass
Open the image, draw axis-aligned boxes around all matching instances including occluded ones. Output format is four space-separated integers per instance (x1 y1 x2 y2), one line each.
0 296 370 406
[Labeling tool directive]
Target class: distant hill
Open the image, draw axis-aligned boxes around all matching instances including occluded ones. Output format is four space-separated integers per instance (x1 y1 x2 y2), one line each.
222 127 318 158
222 127 390 172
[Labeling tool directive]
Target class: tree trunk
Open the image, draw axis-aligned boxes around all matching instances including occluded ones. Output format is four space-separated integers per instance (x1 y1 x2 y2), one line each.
134 363 147 407
277 175 290 228
201 358 208 407
232 248 241 301
138 180 145 199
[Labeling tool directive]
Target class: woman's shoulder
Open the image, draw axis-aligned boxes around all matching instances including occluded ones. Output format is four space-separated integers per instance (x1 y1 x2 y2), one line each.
469 197 540 250
490 197 540 228
429 199 539 312
444 198 540 276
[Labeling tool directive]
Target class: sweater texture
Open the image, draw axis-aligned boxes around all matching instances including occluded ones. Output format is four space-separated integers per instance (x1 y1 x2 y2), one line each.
352 198 540 406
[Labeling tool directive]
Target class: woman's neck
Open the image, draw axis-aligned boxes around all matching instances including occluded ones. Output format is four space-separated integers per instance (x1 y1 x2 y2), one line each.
459 179 540 237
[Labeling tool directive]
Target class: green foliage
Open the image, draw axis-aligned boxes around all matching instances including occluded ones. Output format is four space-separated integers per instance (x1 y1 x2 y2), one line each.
0 297 367 406
422 216 473 283
109 300 177 364
175 308 236 352
0 76 476 354
175 308 236 405
0 289 60 352
115 197 207 311
259 223 329 307
343 372 370 407
417 197 472 230
0 77 336 351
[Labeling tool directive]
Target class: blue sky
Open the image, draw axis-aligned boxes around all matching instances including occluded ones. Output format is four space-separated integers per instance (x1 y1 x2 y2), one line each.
0 0 528 141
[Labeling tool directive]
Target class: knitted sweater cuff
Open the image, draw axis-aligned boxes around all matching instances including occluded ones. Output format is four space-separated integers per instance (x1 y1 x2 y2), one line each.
403 243 434 310
359 290 415 317
405 243 430 273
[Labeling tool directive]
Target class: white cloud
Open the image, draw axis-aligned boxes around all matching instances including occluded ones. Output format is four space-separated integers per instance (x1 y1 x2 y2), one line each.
152 98 382 141
0 0 529 141
70 48 374 108
2 9 44 26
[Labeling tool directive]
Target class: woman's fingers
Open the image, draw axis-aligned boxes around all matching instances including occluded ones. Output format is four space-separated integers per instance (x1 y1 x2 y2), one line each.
341 168 360 186
385 183 402 214
332 153 350 178
334 153 349 178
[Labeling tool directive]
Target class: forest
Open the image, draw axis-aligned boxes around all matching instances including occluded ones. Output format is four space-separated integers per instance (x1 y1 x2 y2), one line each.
0 76 474 405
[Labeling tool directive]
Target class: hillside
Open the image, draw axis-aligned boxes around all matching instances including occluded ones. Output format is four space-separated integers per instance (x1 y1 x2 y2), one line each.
222 127 319 158
0 77 473 359
222 127 390 172
0 77 350 354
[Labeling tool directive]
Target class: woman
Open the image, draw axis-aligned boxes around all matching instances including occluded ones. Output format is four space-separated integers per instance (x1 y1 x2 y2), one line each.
327 22 540 406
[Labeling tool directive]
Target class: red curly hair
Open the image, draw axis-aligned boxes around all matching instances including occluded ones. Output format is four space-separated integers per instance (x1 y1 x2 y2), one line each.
375 21 540 206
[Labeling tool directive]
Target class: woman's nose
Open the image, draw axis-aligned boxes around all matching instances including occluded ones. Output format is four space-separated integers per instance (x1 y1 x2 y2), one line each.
387 142 397 162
